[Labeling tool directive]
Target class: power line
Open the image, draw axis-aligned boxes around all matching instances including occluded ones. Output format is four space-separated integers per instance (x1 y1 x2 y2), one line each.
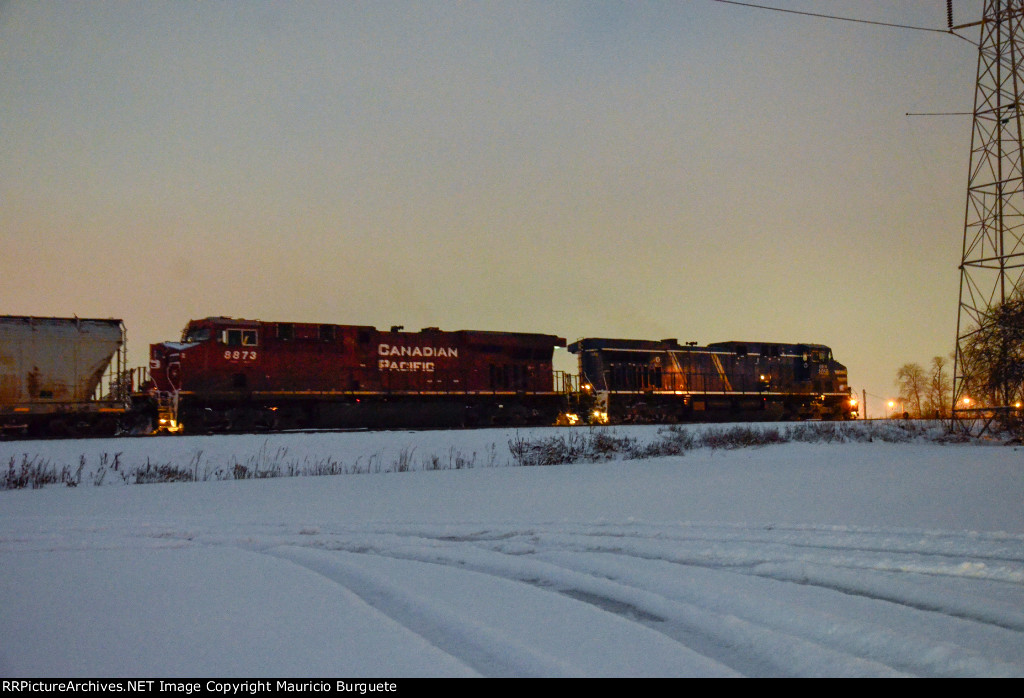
711 0 955 35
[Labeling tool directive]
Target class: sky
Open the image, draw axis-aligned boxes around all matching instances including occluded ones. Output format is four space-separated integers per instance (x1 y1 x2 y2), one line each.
0 1 989 416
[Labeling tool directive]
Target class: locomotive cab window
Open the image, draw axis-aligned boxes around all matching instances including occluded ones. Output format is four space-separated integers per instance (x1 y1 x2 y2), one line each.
223 329 258 346
183 328 211 343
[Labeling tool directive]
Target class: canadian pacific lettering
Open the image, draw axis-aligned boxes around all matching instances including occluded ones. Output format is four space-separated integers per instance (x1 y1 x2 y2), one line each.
378 359 435 372
377 344 458 358
377 343 457 371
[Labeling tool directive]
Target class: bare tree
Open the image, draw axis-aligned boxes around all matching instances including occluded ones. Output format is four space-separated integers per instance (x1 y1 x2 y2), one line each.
925 356 952 419
958 292 1024 408
895 363 926 418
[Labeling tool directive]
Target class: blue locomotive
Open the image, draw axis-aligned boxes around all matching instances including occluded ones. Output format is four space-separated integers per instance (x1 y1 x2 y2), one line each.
569 337 856 423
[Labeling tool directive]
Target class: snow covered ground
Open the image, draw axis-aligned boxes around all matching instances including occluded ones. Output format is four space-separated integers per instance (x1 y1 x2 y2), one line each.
1 424 1022 677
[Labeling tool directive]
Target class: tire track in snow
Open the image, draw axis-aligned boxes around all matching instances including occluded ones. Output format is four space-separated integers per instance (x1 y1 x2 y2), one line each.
120 519 1023 676
293 532 910 676
265 545 568 677
485 526 1024 633
264 544 738 678
495 529 1024 633
480 524 1024 585
551 522 1024 566
744 561 1024 632
269 521 1023 676
534 550 1023 678
416 523 1024 630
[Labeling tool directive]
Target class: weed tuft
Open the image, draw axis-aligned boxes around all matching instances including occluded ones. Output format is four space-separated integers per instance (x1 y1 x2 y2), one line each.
0 419 990 490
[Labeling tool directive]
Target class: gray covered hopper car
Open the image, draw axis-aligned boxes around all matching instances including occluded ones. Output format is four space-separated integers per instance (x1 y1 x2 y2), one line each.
0 316 129 436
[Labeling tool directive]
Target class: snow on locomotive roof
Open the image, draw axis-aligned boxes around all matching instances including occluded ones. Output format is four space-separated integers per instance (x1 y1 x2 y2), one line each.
568 337 833 355
187 316 563 341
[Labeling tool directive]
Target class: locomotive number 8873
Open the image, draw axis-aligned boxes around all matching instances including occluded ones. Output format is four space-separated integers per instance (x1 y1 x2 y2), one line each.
147 316 571 432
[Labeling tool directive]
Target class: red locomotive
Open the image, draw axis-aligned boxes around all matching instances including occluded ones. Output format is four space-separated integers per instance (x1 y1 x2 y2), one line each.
148 317 569 431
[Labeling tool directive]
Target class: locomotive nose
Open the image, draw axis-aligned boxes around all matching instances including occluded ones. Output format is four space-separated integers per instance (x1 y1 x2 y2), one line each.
149 344 179 391
149 345 165 378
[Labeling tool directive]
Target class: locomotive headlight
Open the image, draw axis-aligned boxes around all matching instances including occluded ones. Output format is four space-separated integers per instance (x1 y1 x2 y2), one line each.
158 418 181 432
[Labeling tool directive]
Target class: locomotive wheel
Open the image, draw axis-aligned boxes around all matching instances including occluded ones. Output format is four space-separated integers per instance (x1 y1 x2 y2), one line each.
507 406 528 426
46 418 77 438
92 415 119 437
462 406 482 428
227 407 257 432
254 409 279 431
270 406 307 430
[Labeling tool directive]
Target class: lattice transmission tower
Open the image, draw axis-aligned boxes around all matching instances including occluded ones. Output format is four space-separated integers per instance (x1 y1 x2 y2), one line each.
952 0 1024 433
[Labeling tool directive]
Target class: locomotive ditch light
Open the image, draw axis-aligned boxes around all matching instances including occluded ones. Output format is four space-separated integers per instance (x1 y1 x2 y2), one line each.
158 418 183 434
558 412 581 426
